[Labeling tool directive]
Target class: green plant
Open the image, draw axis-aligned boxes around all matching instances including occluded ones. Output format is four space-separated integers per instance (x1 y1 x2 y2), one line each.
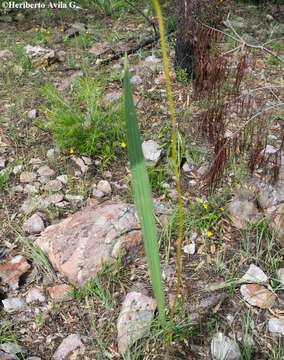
42 78 124 164
15 45 32 72
176 68 189 84
238 310 254 360
0 169 9 190
0 320 17 343
124 56 166 327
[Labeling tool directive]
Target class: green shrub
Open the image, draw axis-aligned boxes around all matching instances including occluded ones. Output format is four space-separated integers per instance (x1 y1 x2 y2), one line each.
42 78 125 164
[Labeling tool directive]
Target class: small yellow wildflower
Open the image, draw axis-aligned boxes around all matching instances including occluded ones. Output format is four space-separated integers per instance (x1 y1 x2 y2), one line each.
69 148 74 155
207 231 213 238
220 207 225 212
120 142 127 149
203 202 208 210
60 27 65 33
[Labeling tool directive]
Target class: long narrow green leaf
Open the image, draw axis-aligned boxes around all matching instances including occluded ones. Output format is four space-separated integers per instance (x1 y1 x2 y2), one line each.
123 56 166 327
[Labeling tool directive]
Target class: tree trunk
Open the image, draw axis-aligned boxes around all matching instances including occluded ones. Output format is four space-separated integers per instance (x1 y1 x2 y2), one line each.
175 0 222 77
175 0 198 77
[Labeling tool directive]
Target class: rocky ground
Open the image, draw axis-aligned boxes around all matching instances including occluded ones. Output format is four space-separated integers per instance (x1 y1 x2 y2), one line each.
0 2 284 360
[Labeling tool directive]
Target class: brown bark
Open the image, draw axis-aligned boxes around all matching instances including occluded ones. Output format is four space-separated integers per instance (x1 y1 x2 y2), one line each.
175 0 222 77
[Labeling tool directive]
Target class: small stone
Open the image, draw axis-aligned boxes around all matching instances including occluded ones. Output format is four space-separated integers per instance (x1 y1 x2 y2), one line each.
56 175 68 185
37 165 55 177
44 180 63 192
144 55 161 65
211 332 241 360
47 149 56 158
13 185 24 193
20 196 49 214
130 75 143 86
71 157 88 174
52 334 83 360
12 165 23 175
26 287 45 304
27 109 37 120
103 171 112 179
81 156 92 165
241 264 268 284
117 291 156 354
55 201 68 208
268 317 284 335
20 171 37 183
228 197 261 230
183 243 196 255
197 162 209 176
24 184 39 194
65 194 84 204
23 214 45 234
240 284 276 309
0 158 6 169
276 268 284 288
142 140 161 165
92 189 105 199
29 158 42 167
266 14 274 22
0 343 25 356
182 158 195 173
47 284 72 302
0 49 13 61
271 203 284 248
0 255 30 289
47 193 64 204
38 176 49 184
2 297 25 312
97 180 111 195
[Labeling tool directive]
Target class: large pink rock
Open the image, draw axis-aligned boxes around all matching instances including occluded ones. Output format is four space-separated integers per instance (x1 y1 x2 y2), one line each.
36 201 141 285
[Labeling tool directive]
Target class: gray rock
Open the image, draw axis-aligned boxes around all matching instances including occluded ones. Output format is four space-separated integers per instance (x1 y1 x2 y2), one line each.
0 49 13 61
144 55 161 64
268 318 284 335
117 292 156 354
97 180 111 195
20 196 49 214
44 180 63 192
23 213 45 234
130 75 142 86
12 185 23 193
228 197 261 229
71 22 86 32
37 165 55 177
0 158 6 169
29 158 42 167
81 156 92 165
47 193 64 205
52 334 83 360
182 158 195 173
197 162 209 176
26 287 45 304
103 91 122 106
36 201 141 285
92 189 105 199
253 180 284 210
211 332 241 360
241 264 268 284
55 201 68 208
27 109 37 120
46 148 56 158
183 243 196 255
71 156 88 174
64 194 84 204
12 165 23 175
276 268 284 288
24 184 39 194
2 297 25 312
0 343 25 356
142 140 161 166
56 175 68 185
20 171 37 183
